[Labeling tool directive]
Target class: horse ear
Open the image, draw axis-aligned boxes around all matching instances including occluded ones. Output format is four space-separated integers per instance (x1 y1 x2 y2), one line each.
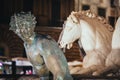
71 12 79 23
71 11 76 14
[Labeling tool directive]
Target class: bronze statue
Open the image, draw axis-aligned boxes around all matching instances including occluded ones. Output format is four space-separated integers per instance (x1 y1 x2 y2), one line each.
9 12 73 80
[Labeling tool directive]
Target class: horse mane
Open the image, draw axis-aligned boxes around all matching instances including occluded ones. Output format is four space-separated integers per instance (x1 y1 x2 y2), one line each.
67 10 114 32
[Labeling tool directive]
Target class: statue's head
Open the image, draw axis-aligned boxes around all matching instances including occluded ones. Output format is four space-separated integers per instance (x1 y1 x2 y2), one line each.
9 12 37 41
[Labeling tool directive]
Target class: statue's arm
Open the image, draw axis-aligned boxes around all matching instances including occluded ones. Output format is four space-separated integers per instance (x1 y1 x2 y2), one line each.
24 43 49 76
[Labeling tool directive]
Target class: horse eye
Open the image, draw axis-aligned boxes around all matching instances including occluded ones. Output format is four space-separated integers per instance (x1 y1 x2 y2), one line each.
66 27 72 31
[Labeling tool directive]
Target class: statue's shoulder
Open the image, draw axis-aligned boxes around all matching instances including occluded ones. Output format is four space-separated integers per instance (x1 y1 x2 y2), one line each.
35 34 53 41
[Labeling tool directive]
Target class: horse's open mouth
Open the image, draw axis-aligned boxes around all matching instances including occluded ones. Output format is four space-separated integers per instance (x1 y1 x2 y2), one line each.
59 42 73 50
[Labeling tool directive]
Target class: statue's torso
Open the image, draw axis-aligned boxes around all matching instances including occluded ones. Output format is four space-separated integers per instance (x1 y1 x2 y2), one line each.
24 35 45 66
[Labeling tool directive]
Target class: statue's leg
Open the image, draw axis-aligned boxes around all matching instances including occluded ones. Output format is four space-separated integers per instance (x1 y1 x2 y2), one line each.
93 65 118 76
44 55 65 80
76 65 101 75
93 49 120 76
92 66 112 76
69 66 82 74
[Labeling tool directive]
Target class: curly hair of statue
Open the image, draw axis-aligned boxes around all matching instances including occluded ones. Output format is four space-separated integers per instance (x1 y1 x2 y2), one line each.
9 12 37 32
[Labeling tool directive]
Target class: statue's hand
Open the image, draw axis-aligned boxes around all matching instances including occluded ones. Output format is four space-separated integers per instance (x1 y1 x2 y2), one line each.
56 75 63 80
33 65 49 76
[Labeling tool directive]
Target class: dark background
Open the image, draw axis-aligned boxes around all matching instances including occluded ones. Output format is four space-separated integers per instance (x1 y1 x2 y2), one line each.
0 0 74 27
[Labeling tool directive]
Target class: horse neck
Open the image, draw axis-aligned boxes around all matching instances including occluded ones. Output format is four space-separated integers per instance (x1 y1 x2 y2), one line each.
78 19 96 52
79 17 112 54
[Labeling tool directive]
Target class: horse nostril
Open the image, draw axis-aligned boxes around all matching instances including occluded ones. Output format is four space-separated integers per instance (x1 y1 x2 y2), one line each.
58 41 63 47
60 42 63 46
58 43 60 45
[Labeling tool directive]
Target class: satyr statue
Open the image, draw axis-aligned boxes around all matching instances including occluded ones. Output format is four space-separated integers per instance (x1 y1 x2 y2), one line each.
9 12 73 80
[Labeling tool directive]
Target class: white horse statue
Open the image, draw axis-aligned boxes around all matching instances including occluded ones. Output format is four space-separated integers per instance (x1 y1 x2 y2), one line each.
93 17 120 76
58 10 113 75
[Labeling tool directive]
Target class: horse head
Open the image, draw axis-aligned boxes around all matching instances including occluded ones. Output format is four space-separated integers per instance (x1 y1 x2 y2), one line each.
58 11 81 49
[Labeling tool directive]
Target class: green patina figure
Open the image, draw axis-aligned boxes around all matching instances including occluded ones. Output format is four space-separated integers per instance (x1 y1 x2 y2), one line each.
9 12 73 80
